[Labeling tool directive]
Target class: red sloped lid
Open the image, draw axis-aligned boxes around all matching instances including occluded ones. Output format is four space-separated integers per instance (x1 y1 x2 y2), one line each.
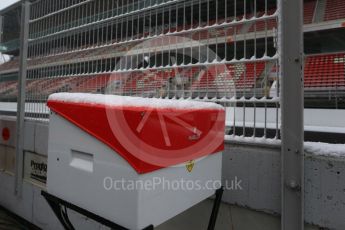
47 93 225 174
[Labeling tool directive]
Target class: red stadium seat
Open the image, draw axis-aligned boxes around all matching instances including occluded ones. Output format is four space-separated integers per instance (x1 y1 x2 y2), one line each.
325 0 345 21
304 53 345 88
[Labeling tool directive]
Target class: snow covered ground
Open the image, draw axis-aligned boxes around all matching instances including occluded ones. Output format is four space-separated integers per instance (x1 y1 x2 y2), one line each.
305 142 345 157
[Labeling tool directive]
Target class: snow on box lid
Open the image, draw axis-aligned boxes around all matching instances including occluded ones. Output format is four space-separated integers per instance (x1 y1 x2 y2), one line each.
48 93 224 111
47 93 225 174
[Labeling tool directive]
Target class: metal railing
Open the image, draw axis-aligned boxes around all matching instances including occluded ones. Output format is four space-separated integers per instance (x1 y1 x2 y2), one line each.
24 0 281 132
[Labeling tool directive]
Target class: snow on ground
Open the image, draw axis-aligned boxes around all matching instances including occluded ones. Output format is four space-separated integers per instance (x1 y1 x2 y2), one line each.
305 142 345 157
225 135 281 146
225 136 345 158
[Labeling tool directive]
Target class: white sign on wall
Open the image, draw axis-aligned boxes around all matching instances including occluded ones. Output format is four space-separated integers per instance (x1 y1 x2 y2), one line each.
24 151 47 186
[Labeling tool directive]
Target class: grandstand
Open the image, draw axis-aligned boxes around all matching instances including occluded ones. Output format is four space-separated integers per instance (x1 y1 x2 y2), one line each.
0 1 345 229
0 0 344 110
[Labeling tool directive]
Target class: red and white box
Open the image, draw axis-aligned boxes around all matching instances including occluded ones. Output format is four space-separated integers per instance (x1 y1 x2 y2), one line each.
46 93 225 229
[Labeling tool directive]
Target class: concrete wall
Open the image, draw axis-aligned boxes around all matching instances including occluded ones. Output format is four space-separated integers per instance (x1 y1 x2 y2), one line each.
0 116 344 229
222 143 345 230
222 144 281 214
304 153 345 229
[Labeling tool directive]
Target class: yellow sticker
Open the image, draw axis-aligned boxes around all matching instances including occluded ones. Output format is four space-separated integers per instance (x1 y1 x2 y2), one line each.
185 160 195 173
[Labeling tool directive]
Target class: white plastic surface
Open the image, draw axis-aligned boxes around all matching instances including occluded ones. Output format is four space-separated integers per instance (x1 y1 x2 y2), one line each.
47 112 222 229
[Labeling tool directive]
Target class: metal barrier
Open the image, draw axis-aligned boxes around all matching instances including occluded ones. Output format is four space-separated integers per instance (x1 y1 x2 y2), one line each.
24 0 280 136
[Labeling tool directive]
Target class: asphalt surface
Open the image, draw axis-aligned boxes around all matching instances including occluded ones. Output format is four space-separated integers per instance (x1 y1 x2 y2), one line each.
0 208 34 230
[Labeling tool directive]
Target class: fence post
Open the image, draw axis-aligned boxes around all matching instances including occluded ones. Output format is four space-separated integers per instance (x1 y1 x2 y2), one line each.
15 0 30 197
279 0 304 229
0 16 3 44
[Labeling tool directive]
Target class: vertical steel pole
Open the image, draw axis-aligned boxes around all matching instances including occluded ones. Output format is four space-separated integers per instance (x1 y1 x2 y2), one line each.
279 0 304 229
0 16 3 44
0 16 3 65
15 0 30 197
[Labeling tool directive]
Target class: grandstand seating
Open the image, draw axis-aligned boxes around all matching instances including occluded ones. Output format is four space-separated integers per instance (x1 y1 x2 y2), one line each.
324 0 345 21
62 76 89 92
5 0 344 72
39 78 71 95
1 53 345 99
1 1 345 98
0 58 19 72
25 76 87 98
234 62 266 89
304 52 345 88
0 81 17 96
70 74 110 93
33 0 345 42
188 62 266 97
3 0 345 72
113 53 345 95
121 70 175 97
26 79 50 96
304 0 317 24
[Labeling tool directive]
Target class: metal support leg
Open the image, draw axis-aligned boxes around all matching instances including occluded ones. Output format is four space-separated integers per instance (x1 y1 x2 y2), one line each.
207 187 224 230
41 191 154 230
142 225 154 230
42 189 223 230
42 192 76 230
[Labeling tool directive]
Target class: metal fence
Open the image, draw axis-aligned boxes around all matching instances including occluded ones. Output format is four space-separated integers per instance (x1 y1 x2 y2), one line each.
24 0 281 139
